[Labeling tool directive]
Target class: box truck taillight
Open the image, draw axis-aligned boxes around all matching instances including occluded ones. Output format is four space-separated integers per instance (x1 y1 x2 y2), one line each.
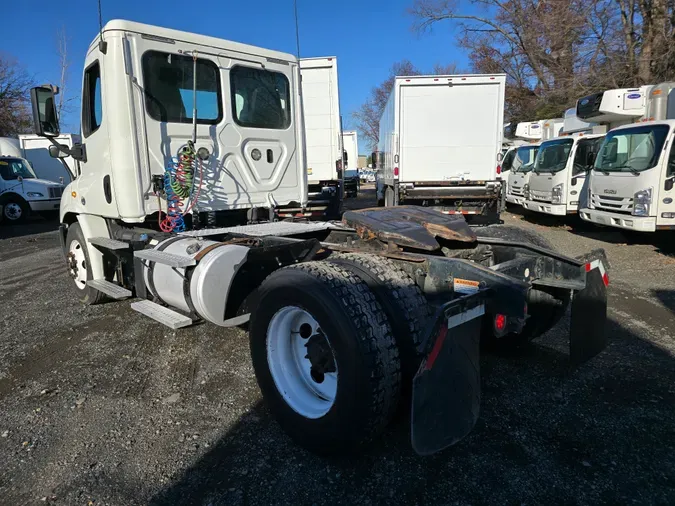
496 165 501 175
394 167 399 176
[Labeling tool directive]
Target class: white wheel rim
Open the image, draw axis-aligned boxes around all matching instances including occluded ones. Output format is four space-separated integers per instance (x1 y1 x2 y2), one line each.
5 203 22 220
67 239 87 290
266 306 338 419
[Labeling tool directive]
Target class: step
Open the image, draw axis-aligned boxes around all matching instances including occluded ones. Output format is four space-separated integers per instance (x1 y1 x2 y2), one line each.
88 237 130 250
87 279 132 300
130 300 193 329
134 249 196 268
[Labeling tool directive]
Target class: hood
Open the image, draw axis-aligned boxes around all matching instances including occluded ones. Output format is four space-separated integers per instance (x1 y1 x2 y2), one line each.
22 178 64 190
528 171 565 192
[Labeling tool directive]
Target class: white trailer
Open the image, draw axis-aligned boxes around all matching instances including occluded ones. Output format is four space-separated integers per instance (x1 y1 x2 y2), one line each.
295 57 342 219
579 83 675 232
342 130 358 169
376 74 506 220
19 134 80 183
541 118 564 140
27 19 610 458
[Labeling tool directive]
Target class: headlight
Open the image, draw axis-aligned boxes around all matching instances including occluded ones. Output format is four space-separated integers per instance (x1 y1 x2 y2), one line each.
551 183 564 204
523 184 530 200
26 192 44 198
633 188 652 216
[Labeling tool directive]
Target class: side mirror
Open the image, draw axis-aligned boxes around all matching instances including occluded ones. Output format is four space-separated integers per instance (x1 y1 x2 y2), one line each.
371 152 378 169
17 176 23 183
30 86 60 137
666 178 674 191
48 144 69 159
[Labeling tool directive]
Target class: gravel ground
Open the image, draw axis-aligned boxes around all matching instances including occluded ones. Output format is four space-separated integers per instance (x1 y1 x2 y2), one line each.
1 191 674 505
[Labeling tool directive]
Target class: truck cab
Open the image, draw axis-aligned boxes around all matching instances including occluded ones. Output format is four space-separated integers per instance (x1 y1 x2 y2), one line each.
579 120 675 231
505 143 539 205
0 139 65 223
523 134 604 215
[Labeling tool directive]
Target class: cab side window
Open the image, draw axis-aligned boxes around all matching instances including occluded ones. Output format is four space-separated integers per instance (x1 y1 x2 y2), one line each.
502 149 516 172
82 62 103 137
667 138 675 177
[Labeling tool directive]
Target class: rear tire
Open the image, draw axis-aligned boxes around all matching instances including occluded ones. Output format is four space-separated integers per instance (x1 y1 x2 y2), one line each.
65 222 106 305
328 253 430 382
249 261 401 455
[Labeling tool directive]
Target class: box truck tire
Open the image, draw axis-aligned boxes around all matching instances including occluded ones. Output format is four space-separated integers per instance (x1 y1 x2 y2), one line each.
249 261 401 455
65 222 106 305
0 195 30 224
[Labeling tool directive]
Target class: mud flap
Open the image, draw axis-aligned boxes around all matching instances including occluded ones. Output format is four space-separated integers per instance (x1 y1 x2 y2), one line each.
570 257 609 365
411 294 485 456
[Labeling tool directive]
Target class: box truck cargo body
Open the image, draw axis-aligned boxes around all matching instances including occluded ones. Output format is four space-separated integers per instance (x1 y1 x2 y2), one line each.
295 57 343 218
342 130 358 169
377 74 506 219
19 134 80 183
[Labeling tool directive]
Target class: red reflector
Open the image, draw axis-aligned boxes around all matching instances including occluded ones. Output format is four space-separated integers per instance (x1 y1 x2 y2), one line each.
585 263 591 272
495 314 506 332
424 323 448 371
434 78 439 81
602 272 609 286
496 165 501 175
394 167 399 176
405 79 411 82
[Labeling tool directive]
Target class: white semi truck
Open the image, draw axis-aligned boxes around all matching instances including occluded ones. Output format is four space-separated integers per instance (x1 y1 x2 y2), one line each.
295 57 343 219
580 82 675 232
29 19 610 456
374 74 506 221
0 137 65 223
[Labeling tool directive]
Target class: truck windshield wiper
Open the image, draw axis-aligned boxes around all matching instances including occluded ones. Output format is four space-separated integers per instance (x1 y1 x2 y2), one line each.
614 165 641 175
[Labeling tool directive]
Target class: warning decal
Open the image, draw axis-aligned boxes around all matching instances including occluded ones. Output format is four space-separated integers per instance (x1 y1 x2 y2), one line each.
453 278 480 294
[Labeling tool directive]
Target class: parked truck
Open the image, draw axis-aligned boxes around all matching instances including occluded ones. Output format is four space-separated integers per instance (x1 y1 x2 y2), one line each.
19 134 80 184
505 142 540 205
293 57 343 219
0 137 65 223
580 83 675 232
375 74 506 221
29 19 609 456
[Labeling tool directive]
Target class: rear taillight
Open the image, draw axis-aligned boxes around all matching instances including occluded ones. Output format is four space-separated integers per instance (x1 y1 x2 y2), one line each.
496 165 501 175
394 167 399 177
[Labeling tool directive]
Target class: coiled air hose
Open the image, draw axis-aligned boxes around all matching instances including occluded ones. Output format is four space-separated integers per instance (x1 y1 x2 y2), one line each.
159 141 203 233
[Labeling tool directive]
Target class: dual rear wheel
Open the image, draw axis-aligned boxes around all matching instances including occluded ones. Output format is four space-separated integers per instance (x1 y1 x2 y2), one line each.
249 255 430 455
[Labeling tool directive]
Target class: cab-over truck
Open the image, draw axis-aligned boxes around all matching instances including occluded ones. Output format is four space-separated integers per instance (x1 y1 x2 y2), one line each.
31 19 609 456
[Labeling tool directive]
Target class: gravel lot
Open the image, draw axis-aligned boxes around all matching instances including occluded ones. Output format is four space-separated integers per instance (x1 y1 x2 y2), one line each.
1 189 674 505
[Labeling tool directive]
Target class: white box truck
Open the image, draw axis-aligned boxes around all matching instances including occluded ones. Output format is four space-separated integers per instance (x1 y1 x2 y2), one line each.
375 74 506 220
19 133 80 184
341 130 359 197
293 57 343 219
579 83 675 232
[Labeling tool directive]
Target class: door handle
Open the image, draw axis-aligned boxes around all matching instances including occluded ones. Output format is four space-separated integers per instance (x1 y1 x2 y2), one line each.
267 149 274 163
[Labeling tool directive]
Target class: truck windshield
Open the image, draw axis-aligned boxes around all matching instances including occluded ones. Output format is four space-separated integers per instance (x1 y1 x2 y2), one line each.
533 139 574 173
594 125 670 173
0 158 36 181
513 145 539 172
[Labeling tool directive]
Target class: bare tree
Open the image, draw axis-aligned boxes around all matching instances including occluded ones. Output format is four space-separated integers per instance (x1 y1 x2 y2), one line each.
352 60 421 148
55 26 77 127
0 54 34 137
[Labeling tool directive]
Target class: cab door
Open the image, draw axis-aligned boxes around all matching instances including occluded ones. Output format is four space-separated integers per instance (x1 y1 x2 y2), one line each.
656 133 675 228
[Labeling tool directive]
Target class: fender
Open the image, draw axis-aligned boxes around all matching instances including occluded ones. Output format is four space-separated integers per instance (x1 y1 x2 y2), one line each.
74 214 111 281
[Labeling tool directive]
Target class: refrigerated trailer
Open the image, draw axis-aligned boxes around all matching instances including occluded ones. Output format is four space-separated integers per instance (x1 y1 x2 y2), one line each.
376 74 506 220
294 57 343 219
28 19 609 457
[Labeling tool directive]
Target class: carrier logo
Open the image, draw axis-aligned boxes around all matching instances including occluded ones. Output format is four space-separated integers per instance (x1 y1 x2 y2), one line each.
603 189 617 194
581 99 589 105
531 124 540 129
627 93 642 99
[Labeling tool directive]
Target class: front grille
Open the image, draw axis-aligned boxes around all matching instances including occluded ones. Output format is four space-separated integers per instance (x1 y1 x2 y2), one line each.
591 193 633 214
49 186 64 199
531 190 552 202
509 187 524 197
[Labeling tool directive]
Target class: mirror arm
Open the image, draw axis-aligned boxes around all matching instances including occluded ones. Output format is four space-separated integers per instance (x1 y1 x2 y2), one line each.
45 136 86 163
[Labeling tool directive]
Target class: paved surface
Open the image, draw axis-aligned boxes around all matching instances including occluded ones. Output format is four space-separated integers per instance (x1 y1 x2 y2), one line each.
1 191 674 505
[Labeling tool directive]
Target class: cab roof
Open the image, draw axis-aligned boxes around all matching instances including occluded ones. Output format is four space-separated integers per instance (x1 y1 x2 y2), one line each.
610 119 675 131
90 19 298 64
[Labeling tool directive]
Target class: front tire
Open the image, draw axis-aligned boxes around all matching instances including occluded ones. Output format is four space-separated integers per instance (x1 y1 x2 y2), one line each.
249 261 401 455
65 222 106 305
1 196 30 224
